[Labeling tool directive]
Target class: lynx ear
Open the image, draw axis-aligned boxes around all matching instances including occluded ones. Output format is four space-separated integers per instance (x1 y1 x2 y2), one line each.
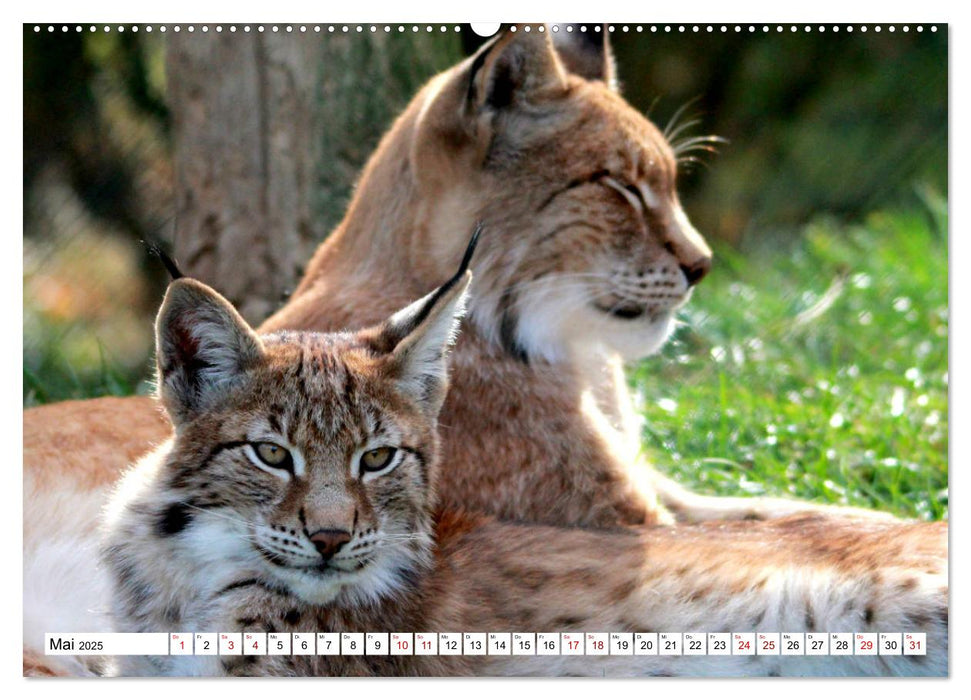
467 28 567 110
372 228 479 417
550 24 616 87
155 279 263 425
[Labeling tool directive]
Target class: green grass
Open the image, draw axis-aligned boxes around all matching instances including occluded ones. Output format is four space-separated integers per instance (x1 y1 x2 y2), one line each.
22 302 156 407
22 227 159 407
22 325 150 407
632 198 948 521
23 202 948 521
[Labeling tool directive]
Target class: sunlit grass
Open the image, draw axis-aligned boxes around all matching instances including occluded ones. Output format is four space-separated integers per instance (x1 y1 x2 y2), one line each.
22 225 156 407
633 199 948 520
23 201 949 521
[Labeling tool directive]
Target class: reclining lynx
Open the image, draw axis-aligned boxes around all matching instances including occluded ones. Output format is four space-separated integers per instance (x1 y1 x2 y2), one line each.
25 28 879 532
102 244 947 677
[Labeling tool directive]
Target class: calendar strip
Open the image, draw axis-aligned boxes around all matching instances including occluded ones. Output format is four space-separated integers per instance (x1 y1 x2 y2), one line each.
44 632 927 657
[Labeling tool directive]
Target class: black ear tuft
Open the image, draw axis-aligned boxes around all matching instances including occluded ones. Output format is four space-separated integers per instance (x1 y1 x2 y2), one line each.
421 222 481 325
550 24 616 86
451 222 482 286
367 224 479 417
143 240 185 281
382 223 481 347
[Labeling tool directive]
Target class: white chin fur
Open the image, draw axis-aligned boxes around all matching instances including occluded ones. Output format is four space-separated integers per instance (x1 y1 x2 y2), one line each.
590 312 677 362
264 538 430 608
269 566 346 605
486 283 678 364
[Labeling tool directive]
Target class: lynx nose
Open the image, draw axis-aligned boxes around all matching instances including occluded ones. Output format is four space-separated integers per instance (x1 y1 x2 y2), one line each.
680 257 712 287
309 529 351 560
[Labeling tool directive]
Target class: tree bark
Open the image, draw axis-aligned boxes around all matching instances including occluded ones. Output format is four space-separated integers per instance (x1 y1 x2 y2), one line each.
167 32 322 324
166 31 463 323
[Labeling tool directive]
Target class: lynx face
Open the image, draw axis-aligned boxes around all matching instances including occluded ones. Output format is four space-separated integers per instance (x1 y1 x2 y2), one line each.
413 29 713 362
104 245 473 611
159 335 438 606
476 89 710 363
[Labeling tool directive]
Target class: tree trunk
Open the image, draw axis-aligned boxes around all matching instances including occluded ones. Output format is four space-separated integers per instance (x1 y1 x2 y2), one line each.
166 31 463 323
167 32 322 324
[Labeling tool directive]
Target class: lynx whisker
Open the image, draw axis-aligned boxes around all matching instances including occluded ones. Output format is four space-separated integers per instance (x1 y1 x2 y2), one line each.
665 117 703 144
662 96 703 140
674 144 721 159
671 134 727 151
644 93 663 119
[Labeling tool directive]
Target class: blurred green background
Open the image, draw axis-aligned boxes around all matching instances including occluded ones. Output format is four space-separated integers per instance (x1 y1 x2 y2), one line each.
23 24 947 518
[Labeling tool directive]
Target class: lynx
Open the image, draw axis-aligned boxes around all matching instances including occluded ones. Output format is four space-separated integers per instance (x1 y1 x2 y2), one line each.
24 27 914 675
99 244 947 677
24 28 882 532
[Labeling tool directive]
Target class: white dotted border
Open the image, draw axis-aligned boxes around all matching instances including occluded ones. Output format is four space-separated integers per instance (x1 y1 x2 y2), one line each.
31 24 942 35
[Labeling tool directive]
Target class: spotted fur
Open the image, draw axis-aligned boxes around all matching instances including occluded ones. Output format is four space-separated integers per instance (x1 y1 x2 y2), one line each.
23 27 885 532
102 275 947 677
24 27 922 675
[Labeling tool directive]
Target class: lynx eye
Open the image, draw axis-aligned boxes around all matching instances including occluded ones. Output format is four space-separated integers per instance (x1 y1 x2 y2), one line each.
360 447 397 473
602 176 645 213
254 442 292 469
